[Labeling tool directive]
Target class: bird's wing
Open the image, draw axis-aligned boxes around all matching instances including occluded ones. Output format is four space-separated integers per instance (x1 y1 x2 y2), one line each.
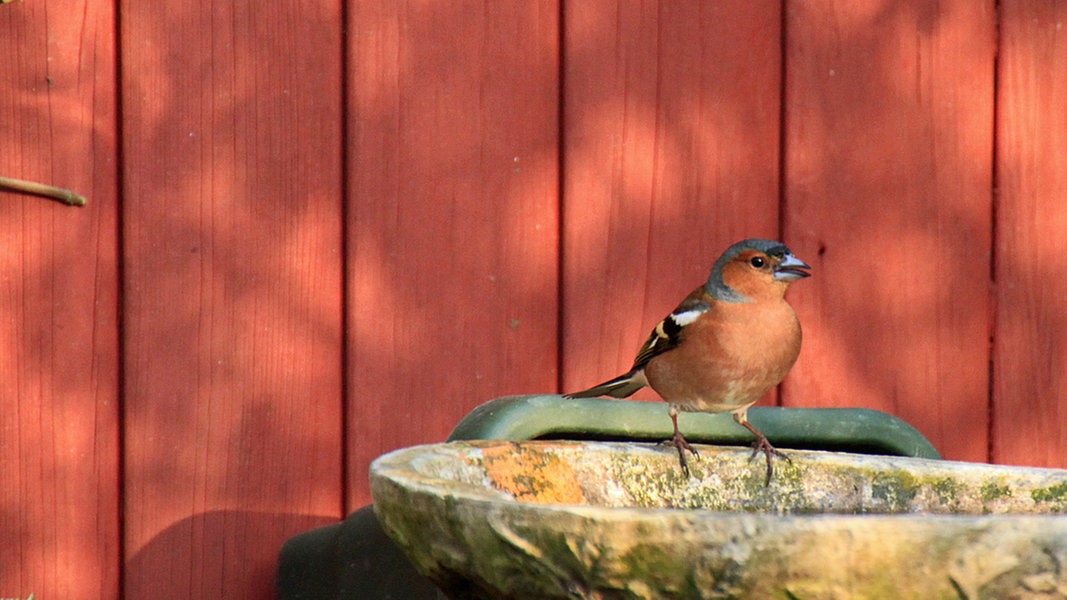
563 287 710 400
630 287 711 370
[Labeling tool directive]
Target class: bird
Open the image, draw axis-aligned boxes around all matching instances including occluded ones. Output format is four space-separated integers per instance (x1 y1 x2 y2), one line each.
565 238 811 482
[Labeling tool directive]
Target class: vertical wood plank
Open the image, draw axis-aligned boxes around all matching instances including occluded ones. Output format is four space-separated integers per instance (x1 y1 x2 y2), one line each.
782 1 995 461
993 0 1067 468
121 0 343 596
0 1 120 598
347 1 561 508
561 2 783 400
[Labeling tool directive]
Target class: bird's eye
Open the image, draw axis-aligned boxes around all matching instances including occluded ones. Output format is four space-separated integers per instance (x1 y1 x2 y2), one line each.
750 256 765 268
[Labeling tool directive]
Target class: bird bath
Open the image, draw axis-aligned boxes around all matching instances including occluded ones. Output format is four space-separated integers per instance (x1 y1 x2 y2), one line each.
371 440 1067 599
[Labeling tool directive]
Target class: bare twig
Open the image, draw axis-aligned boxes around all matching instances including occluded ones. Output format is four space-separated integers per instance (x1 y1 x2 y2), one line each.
0 176 86 207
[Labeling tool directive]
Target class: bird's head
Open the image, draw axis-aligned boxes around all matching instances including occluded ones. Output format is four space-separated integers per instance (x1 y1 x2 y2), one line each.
706 238 811 302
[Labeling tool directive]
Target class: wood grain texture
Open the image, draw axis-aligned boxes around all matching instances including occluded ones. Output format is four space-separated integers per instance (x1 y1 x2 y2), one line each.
0 1 120 598
993 0 1067 468
4 1 1067 593
561 1 783 404
346 1 560 509
120 0 343 596
781 1 995 462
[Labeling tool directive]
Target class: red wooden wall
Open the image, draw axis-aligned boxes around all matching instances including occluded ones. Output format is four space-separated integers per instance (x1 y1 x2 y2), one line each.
1 1 1065 598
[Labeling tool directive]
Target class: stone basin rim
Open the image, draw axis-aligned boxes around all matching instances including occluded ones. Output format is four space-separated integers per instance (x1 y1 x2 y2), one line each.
370 440 1067 599
370 439 1067 518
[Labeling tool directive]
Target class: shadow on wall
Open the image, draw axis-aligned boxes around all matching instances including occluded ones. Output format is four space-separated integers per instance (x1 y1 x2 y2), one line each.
126 510 339 599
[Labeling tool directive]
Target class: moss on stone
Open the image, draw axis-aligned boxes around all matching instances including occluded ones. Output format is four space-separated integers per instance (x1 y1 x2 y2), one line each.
869 471 920 511
1031 481 1067 509
619 543 682 590
979 481 1012 503
929 476 963 509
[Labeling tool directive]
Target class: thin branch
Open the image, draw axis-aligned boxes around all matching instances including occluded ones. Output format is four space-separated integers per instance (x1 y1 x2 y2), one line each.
0 176 86 207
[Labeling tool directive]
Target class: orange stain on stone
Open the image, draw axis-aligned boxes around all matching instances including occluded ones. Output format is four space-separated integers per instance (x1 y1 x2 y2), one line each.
478 443 586 505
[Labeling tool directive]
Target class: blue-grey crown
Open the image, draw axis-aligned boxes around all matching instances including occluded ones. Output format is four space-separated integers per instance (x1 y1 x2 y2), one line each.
705 238 793 302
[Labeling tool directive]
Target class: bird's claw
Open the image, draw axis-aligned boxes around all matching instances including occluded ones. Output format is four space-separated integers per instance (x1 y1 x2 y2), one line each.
749 434 789 485
661 430 698 477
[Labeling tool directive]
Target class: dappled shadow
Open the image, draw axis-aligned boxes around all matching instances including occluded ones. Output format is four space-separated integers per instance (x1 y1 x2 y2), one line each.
0 1 121 599
559 1 784 406
556 0 1065 470
4 2 1067 599
117 0 347 595
345 2 562 509
779 1 996 463
127 509 337 599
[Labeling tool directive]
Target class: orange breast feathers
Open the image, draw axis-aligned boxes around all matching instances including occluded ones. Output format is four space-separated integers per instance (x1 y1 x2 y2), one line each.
643 289 802 413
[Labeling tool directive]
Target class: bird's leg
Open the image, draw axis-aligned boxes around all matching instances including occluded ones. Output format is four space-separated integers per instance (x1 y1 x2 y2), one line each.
733 412 789 484
662 407 697 476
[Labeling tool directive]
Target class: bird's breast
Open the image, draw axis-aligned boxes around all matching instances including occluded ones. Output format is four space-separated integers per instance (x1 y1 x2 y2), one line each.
644 299 802 412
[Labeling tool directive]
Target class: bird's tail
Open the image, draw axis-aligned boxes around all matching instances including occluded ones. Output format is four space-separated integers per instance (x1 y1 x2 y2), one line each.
563 370 647 399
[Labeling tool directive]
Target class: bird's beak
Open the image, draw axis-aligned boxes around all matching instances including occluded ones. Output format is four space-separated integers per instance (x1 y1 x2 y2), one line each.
774 253 812 282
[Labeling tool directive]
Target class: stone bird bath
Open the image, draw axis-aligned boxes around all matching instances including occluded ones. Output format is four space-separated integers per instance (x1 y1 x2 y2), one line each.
371 439 1067 599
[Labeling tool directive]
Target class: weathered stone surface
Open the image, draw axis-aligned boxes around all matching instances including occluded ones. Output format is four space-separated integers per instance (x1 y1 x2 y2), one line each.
370 441 1067 599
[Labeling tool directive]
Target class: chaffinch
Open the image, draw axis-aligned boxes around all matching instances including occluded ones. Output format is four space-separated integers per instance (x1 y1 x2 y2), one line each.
566 238 811 482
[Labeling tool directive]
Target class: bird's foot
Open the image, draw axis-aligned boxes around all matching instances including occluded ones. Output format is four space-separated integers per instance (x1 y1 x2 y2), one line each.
661 430 698 477
749 434 790 485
